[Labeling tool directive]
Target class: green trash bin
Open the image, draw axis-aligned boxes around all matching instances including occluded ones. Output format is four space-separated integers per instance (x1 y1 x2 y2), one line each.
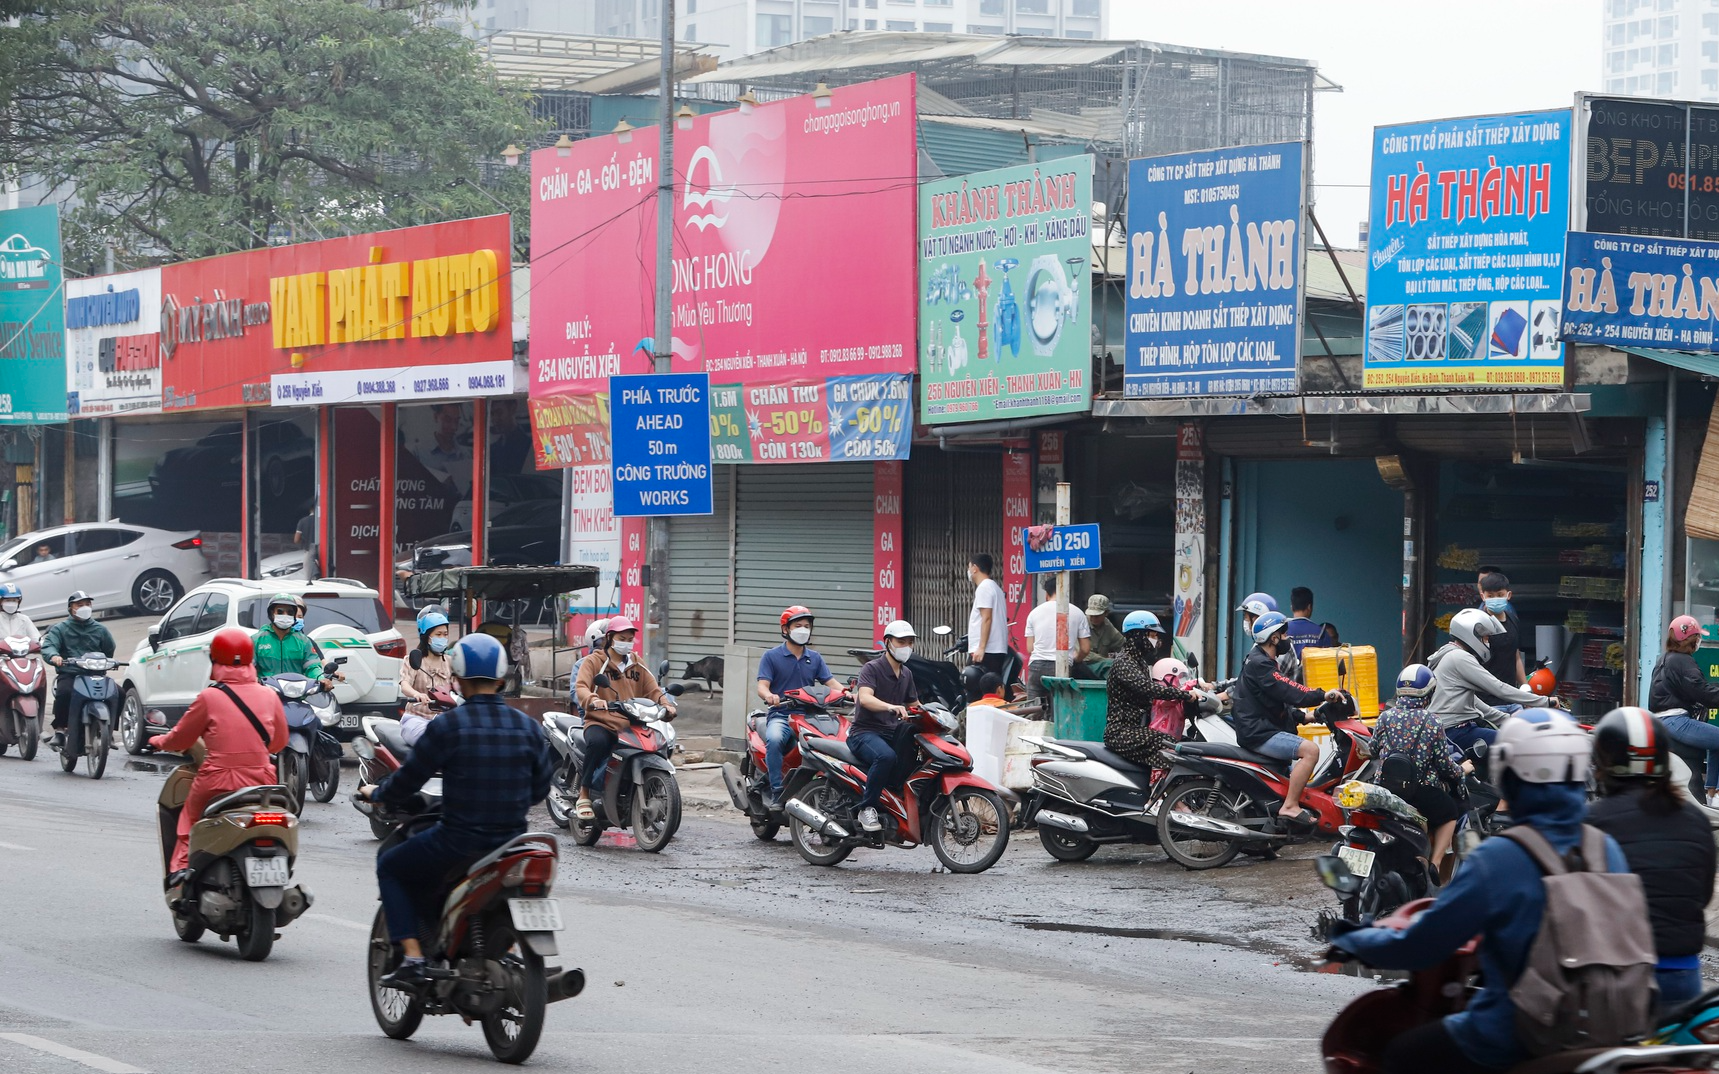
1042 676 1109 742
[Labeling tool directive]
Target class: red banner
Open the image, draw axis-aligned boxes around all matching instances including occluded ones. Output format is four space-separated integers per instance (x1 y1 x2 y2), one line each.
873 462 903 645
1002 444 1033 657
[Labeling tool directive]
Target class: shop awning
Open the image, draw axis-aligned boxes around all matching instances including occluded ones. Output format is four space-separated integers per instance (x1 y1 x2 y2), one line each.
1621 348 1719 538
1093 393 1590 419
1620 347 1719 378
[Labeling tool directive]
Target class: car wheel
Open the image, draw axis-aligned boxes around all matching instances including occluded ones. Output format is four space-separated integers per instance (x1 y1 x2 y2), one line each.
132 570 181 615
121 686 148 755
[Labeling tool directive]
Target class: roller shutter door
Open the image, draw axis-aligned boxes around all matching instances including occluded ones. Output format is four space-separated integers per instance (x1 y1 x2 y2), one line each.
734 464 875 677
904 451 1003 645
665 466 733 678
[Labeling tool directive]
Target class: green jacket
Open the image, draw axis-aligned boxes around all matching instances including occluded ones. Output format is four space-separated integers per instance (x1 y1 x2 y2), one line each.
42 616 116 665
252 628 325 680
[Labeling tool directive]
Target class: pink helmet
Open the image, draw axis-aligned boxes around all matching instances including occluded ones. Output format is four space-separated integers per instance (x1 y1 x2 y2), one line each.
1152 657 1191 688
604 615 636 636
1670 614 1703 643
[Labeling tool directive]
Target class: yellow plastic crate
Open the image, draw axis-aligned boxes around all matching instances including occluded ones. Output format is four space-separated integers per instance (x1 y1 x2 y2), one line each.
1301 644 1381 706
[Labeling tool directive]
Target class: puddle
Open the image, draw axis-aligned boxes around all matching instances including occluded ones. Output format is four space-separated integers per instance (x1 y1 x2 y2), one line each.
125 757 184 774
1013 919 1328 972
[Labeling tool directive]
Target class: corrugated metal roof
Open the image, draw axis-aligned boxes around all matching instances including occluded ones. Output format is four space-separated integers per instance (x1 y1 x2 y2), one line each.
1305 248 1366 304
1622 347 1719 377
976 42 1128 66
480 29 716 90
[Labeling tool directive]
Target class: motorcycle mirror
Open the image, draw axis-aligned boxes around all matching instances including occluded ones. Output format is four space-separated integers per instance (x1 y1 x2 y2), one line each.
592 673 611 689
665 682 685 696
408 650 423 670
1337 658 1348 677
1470 740 1489 760
656 659 669 680
933 625 953 637
352 737 376 760
1315 854 1361 896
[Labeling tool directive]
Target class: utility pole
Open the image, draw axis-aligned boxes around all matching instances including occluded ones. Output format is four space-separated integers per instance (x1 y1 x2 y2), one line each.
1053 482 1070 679
643 0 676 670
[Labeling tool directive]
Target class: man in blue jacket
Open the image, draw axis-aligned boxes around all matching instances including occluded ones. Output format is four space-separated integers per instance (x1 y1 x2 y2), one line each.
1330 710 1628 1074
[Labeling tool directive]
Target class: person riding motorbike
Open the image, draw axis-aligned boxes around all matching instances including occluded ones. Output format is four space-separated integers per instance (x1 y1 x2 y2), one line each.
1429 608 1553 763
1647 614 1719 805
1230 611 1341 830
41 591 116 752
1374 664 1470 870
754 605 841 811
1587 706 1716 1013
0 581 45 723
1329 710 1629 1074
147 628 287 881
253 593 338 687
400 606 456 746
571 615 676 822
850 619 922 834
358 633 554 991
1101 612 1199 769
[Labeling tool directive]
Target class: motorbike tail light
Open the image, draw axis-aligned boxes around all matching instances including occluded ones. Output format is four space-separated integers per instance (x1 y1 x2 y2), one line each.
375 638 408 659
504 853 556 895
253 838 277 848
248 811 291 828
1694 1020 1719 1044
171 537 203 549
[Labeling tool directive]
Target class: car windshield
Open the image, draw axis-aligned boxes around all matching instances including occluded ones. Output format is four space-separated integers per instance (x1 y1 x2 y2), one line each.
0 537 29 562
239 594 389 633
493 500 558 527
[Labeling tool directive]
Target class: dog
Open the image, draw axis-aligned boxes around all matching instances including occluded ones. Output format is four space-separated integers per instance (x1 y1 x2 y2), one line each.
681 656 725 693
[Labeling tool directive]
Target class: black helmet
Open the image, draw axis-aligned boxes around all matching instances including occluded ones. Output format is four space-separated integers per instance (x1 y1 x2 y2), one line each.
66 590 92 607
1592 706 1669 782
960 663 986 702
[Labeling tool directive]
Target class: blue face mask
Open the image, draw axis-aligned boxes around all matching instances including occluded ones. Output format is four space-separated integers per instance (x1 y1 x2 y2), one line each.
293 617 305 632
429 636 449 654
1483 597 1510 614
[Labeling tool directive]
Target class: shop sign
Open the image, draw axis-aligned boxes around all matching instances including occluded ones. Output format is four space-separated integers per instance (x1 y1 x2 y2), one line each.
1575 94 1719 242
0 204 68 424
1002 447 1033 656
609 372 713 517
707 373 910 464
1124 142 1305 398
66 268 162 416
873 462 904 636
1560 230 1719 352
269 360 514 406
1023 523 1101 573
1363 109 1570 389
528 75 917 402
1173 422 1206 667
917 157 1093 423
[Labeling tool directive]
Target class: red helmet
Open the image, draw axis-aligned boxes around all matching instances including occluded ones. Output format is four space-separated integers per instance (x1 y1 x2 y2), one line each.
1527 668 1557 697
780 605 814 633
210 627 254 667
1593 706 1668 781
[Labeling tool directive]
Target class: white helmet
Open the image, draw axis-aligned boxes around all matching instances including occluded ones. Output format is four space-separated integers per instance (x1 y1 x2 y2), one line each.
882 619 916 641
1493 710 1590 784
1449 607 1503 661
583 618 609 647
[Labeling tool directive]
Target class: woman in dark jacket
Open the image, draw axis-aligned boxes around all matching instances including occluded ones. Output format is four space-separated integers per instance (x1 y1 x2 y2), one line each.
1102 611 1196 767
1649 614 1719 805
1587 706 1716 1012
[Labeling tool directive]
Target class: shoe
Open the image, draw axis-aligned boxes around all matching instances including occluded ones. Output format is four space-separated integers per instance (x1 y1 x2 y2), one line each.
763 791 782 812
163 868 192 892
48 732 64 752
380 959 431 992
857 806 882 832
574 797 595 821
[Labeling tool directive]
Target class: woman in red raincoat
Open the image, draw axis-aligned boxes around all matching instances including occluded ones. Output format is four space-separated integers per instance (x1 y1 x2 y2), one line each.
150 627 286 875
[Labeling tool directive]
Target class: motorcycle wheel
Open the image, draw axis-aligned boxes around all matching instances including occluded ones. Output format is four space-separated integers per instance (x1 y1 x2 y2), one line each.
929 787 1010 873
58 733 75 772
480 924 547 1064
20 715 38 761
631 770 682 852
234 898 274 962
85 718 108 780
172 906 204 943
788 778 853 867
750 819 781 842
368 815 393 841
121 686 147 755
279 751 307 815
1155 778 1252 871
367 907 424 1039
1038 824 1099 862
309 753 340 803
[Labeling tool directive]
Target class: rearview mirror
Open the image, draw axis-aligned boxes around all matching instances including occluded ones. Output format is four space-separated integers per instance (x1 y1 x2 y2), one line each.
665 682 685 697
1315 854 1361 896
0 559 14 572
1470 740 1488 760
656 659 669 681
1337 658 1348 677
592 673 611 689
933 624 953 637
147 630 160 649
408 650 423 671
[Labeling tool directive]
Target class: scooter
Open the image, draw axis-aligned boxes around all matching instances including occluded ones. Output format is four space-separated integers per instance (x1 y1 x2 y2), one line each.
1654 987 1719 1045
0 635 44 760
56 652 123 779
1312 779 1433 940
783 702 1012 873
357 793 579 1064
351 715 442 840
561 675 686 852
263 655 347 813
156 748 312 961
721 682 852 842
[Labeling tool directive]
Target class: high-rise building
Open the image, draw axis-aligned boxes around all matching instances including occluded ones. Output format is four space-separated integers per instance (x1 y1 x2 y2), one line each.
1602 0 1719 101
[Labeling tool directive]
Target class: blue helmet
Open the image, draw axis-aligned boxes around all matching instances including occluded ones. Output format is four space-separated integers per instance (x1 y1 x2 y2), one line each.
416 606 450 635
0 582 19 601
1122 610 1161 634
450 632 508 682
1251 610 1289 644
1395 663 1434 700
1236 592 1277 618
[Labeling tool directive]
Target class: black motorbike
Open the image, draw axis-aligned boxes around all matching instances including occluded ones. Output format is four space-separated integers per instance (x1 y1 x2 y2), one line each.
58 652 123 779
263 655 347 813
1313 776 1433 939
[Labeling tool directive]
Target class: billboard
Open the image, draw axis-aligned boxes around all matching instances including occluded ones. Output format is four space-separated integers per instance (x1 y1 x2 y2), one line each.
528 75 918 404
0 204 68 424
155 215 513 411
1561 230 1719 351
66 268 162 416
918 157 1093 422
708 373 910 463
1123 142 1305 398
1363 109 1570 389
1575 94 1719 242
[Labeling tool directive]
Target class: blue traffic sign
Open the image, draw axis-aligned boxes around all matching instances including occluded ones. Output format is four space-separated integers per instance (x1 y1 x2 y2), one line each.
610 373 714 517
1022 524 1102 573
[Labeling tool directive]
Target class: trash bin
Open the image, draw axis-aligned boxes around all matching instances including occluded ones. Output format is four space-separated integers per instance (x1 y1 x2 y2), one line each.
1042 676 1108 741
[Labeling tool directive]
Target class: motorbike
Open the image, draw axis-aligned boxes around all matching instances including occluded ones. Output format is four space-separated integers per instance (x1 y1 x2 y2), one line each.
720 682 853 842
263 655 348 813
1654 987 1719 1045
356 793 581 1064
783 702 1012 873
557 675 686 852
1312 780 1433 940
56 652 123 779
156 750 312 961
352 715 443 840
0 634 44 760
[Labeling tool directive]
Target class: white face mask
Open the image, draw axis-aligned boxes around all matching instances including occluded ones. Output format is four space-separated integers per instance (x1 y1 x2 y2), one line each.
72 605 93 621
888 644 913 663
273 613 295 630
788 626 812 645
0 600 17 615
612 639 634 656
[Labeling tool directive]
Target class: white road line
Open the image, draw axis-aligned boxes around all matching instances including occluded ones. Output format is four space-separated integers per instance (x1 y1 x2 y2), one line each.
0 1033 147 1073
0 840 36 851
303 912 370 932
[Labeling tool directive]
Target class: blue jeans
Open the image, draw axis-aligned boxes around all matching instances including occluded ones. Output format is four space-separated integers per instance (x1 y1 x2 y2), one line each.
850 724 917 811
1657 965 1705 1014
1445 722 1498 754
378 823 485 945
1660 714 1719 790
763 712 794 794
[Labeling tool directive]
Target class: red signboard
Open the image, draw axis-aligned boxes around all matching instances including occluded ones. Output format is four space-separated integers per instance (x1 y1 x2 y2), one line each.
873 462 903 644
1002 445 1033 656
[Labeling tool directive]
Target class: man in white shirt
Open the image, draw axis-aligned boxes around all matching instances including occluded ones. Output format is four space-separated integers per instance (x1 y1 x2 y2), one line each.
1023 576 1091 701
966 553 1011 674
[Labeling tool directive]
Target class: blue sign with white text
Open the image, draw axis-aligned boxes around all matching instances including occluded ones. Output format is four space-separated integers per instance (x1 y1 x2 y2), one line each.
1023 524 1102 573
610 373 714 517
1124 142 1305 397
1560 230 1719 352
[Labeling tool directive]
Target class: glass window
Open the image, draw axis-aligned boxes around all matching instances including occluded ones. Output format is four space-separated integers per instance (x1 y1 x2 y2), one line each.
1065 28 1094 36
1016 25 1052 34
757 12 792 45
1071 0 1100 14
980 0 1003 12
886 19 915 29
864 17 875 26
1706 11 1719 31
804 15 834 33
1660 14 1677 34
1017 0 1049 11
924 0 951 5
847 17 857 27
72 528 142 556
1661 70 1678 93
193 592 230 635
1660 42 1678 64
925 20 953 30
159 595 205 642
686 0 695 10
1704 69 1717 90
684 22 696 38
241 594 389 634
11 533 68 567
970 22 1004 33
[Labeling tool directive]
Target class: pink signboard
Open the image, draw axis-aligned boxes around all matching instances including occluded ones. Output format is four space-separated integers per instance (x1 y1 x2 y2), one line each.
529 74 918 397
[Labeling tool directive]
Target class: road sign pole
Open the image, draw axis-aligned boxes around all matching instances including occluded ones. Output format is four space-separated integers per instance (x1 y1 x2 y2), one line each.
644 0 677 673
1055 482 1070 679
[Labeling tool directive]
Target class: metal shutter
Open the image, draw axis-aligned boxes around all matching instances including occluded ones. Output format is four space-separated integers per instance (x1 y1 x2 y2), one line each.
665 466 733 679
734 464 875 678
904 450 1004 646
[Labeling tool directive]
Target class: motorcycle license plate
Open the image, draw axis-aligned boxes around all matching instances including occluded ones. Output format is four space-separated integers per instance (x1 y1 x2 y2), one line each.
338 713 360 729
1338 845 1376 879
245 856 290 888
507 898 563 932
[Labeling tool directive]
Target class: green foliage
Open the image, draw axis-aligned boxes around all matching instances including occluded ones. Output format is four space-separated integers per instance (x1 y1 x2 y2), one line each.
0 0 539 272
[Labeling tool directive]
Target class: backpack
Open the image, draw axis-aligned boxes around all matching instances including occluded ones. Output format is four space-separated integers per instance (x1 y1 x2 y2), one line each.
1498 825 1658 1057
1149 697 1186 738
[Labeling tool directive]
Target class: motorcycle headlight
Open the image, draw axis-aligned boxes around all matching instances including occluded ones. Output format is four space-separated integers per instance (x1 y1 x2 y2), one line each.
318 710 339 728
279 680 309 700
79 655 109 672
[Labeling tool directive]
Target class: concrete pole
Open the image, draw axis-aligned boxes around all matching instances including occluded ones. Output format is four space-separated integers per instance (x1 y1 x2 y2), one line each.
643 0 676 672
61 424 76 525
1054 482 1070 678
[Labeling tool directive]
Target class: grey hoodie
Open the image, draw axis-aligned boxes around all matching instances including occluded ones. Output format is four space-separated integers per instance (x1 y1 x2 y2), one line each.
1427 641 1549 729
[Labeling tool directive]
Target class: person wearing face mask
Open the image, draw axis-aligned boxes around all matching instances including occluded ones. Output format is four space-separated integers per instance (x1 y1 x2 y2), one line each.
400 607 456 746
1102 612 1200 770
41 591 116 751
572 615 675 821
850 619 922 834
1475 571 1525 706
252 593 336 687
755 605 842 810
0 582 44 731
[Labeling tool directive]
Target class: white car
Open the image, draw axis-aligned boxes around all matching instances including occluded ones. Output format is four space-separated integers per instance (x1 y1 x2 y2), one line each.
119 577 405 754
0 522 213 619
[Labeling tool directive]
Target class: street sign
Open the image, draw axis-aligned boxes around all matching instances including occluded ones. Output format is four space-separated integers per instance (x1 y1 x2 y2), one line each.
609 372 713 517
1022 523 1101 573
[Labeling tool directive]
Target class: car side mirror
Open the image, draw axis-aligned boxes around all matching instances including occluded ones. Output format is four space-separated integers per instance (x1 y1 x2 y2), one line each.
408 650 423 671
0 559 14 572
592 673 611 689
148 630 160 649
665 682 685 697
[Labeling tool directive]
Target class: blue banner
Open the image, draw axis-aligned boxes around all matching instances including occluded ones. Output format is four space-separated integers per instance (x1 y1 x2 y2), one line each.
610 373 714 517
1123 142 1305 398
1023 523 1102 573
1561 231 1719 351
0 204 68 423
1363 110 1570 390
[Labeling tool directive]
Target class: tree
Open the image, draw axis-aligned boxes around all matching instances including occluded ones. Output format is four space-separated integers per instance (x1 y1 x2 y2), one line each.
0 0 538 271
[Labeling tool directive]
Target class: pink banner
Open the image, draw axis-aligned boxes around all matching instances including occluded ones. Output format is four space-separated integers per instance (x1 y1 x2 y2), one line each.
873 461 903 646
529 74 918 397
1002 445 1033 657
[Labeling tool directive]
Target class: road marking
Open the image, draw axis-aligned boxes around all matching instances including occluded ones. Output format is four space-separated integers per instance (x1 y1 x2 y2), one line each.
304 912 370 932
0 840 35 851
0 1033 147 1073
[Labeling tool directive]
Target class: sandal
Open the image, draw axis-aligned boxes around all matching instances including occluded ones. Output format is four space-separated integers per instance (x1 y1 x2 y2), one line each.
1276 808 1318 834
574 797 595 821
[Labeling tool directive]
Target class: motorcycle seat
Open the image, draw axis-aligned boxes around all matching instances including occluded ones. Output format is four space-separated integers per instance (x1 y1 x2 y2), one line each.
549 712 583 735
805 736 859 767
1176 740 1294 773
203 784 293 819
1052 740 1156 778
370 720 410 760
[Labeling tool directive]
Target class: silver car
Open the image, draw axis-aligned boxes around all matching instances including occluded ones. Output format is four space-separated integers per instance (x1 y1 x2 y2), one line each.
0 523 214 619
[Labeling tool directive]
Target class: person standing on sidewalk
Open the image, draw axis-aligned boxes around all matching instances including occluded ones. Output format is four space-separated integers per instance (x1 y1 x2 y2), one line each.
966 553 1010 675
1023 577 1092 701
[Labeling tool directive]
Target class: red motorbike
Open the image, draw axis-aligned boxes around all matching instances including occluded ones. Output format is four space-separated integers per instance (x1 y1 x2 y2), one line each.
1148 693 1375 870
783 702 1011 873
721 682 852 842
0 635 45 761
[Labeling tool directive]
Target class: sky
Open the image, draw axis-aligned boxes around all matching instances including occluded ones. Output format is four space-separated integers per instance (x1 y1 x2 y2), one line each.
1111 0 1603 245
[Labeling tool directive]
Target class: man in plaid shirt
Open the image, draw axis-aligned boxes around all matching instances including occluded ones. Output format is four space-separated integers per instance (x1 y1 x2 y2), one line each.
361 633 554 990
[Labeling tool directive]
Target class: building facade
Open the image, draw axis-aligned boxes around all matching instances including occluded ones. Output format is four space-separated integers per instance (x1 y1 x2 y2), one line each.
1603 0 1719 101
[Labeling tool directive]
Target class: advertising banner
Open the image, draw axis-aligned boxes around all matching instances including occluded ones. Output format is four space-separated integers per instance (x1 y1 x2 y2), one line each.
1002 446 1033 656
1363 110 1570 389
528 75 917 405
1172 422 1206 668
155 214 512 411
66 268 162 417
609 373 714 517
708 373 910 464
873 461 903 644
1575 94 1719 242
917 157 1093 423
0 204 68 424
1560 230 1719 350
